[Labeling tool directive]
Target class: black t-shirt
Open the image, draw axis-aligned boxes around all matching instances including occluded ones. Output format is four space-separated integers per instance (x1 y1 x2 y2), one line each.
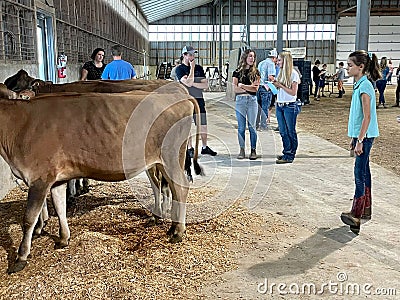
175 63 206 99
82 61 106 80
232 68 258 96
312 65 320 81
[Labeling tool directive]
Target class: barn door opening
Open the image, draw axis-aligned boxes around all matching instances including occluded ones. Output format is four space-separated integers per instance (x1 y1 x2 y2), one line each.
36 11 56 82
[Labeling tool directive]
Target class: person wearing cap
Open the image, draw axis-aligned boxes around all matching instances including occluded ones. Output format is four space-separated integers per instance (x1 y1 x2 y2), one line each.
101 45 136 80
175 45 217 156
256 49 278 131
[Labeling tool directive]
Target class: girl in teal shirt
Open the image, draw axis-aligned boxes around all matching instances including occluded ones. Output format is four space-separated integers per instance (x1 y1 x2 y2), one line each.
341 50 381 234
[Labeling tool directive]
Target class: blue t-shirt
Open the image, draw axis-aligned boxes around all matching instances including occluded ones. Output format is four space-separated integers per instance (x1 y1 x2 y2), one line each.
258 58 276 85
101 59 136 80
348 75 379 138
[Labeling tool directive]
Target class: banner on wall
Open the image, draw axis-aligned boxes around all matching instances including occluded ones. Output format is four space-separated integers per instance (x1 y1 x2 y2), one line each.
283 47 307 59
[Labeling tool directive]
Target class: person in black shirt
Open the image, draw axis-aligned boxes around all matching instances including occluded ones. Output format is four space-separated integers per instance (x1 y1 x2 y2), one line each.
80 48 106 80
232 49 260 160
175 45 217 156
312 59 321 99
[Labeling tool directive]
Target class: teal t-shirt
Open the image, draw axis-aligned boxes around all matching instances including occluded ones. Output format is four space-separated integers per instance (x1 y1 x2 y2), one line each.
348 75 379 138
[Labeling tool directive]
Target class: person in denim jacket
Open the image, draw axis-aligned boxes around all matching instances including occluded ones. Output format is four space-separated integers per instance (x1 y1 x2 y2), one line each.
232 49 260 160
340 50 381 234
271 51 300 164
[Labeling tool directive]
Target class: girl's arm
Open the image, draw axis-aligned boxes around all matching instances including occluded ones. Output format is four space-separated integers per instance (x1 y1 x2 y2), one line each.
239 78 259 93
232 77 245 94
354 93 371 156
273 80 298 96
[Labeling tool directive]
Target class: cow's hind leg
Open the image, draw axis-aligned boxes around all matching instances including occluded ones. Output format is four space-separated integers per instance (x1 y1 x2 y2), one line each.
145 167 163 226
9 180 50 274
33 200 49 238
51 183 70 249
160 165 188 243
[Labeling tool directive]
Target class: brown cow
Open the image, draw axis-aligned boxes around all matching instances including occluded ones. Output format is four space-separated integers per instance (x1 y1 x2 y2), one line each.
0 91 202 273
3 71 195 211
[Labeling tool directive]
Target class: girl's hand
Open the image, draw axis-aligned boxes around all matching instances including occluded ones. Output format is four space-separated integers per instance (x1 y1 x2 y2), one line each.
354 141 363 156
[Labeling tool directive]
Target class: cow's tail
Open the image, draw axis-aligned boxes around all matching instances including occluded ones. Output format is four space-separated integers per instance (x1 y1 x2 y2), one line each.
189 97 204 176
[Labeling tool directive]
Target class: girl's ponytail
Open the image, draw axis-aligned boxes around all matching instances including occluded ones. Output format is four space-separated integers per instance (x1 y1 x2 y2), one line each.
368 53 381 82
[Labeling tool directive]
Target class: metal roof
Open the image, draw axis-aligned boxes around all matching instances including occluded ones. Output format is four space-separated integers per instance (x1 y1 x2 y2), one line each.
135 0 213 23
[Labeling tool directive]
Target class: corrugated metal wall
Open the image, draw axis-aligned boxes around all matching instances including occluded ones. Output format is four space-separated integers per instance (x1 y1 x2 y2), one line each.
0 0 149 81
337 15 400 65
150 0 337 66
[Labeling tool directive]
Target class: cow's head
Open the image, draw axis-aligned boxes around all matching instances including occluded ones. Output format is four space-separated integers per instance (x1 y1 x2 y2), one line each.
4 69 36 92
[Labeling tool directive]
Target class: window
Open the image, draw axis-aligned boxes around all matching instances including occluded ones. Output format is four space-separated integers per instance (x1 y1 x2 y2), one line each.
287 1 308 22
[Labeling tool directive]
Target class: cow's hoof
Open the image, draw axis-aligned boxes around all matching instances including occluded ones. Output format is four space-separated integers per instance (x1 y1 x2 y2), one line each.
166 225 175 237
8 260 27 274
169 234 183 243
54 240 69 250
146 216 162 227
146 218 156 227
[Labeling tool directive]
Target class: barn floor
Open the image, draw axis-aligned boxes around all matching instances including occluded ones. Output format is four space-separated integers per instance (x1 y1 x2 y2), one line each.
0 86 399 299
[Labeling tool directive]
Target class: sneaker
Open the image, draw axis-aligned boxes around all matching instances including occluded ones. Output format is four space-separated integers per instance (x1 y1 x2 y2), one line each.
201 146 217 156
276 158 293 164
187 147 194 158
249 148 257 160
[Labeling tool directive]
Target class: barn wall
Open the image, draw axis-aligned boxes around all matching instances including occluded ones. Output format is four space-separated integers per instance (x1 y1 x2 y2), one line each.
0 0 149 83
336 15 400 66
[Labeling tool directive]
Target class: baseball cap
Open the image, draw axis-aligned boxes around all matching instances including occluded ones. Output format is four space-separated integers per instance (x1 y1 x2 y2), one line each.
268 49 278 57
182 45 198 55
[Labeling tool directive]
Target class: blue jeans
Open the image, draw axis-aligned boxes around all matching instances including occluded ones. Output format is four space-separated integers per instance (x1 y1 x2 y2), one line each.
256 86 273 129
235 94 258 149
276 102 301 160
376 79 387 104
353 137 374 198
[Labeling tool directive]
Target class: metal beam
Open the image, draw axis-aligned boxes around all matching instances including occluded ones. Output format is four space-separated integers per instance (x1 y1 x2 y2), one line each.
355 0 371 51
276 0 284 53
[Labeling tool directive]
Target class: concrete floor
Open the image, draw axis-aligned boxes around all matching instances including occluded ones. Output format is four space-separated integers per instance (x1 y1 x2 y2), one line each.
197 93 399 299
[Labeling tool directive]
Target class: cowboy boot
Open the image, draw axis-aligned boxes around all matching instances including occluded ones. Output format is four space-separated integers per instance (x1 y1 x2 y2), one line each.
340 195 365 234
362 186 371 219
237 148 245 159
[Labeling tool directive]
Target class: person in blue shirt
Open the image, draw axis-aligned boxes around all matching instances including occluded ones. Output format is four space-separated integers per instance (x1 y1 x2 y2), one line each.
340 50 381 234
256 49 277 131
101 45 136 80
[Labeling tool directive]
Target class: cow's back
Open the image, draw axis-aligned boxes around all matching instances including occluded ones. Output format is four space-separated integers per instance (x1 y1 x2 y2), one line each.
0 92 194 183
36 79 188 95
